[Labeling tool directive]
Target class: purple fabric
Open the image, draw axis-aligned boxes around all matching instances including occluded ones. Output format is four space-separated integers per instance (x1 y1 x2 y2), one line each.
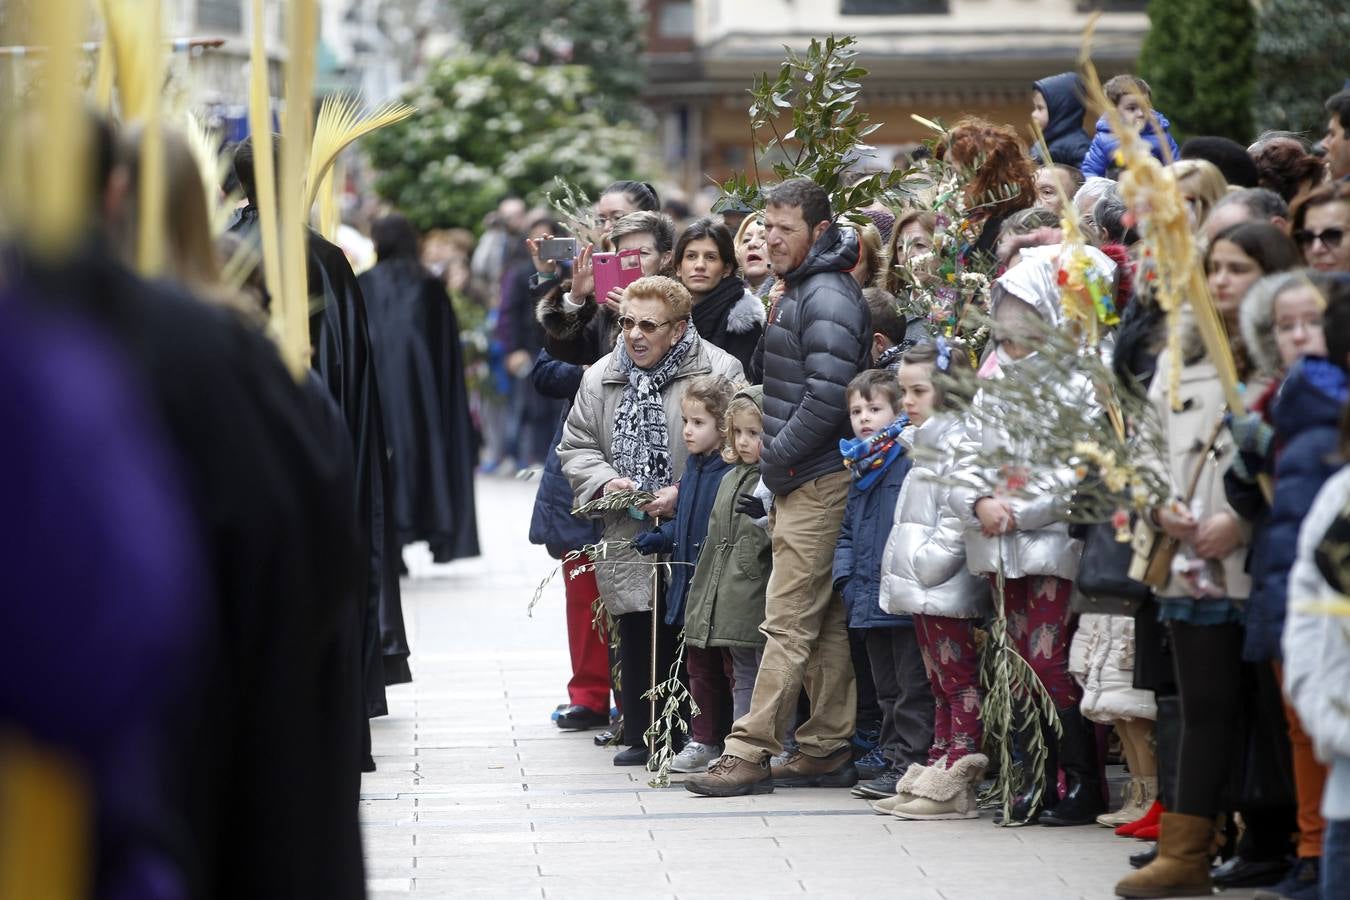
0 292 207 900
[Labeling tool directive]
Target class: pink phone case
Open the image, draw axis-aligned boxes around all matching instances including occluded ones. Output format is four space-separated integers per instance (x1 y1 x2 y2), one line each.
593 248 644 300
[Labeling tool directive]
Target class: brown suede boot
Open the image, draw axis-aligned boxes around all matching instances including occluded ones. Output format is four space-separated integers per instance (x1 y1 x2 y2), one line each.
770 746 858 787
1114 812 1215 898
684 755 774 797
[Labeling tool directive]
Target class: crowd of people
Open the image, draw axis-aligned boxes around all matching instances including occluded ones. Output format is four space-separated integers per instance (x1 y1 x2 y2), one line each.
531 77 1350 900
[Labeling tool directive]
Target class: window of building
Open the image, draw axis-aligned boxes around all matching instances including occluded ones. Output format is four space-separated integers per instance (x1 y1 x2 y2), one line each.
660 0 694 37
1074 0 1148 10
198 0 242 32
840 0 949 14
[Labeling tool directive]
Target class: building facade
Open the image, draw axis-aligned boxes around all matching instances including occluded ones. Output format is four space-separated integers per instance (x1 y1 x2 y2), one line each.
642 0 1147 196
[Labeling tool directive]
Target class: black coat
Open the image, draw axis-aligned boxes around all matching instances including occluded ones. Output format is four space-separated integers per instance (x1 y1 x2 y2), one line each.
760 225 871 496
1031 71 1091 170
359 258 481 568
690 275 766 378
535 275 620 366
31 248 366 899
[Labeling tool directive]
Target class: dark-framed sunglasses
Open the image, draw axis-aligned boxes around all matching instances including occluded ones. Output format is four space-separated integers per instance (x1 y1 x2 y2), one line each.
618 316 674 335
1294 227 1346 249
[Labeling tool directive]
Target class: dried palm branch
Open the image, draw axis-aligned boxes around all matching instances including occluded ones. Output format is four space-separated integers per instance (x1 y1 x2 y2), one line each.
275 0 319 379
304 94 414 211
21 0 89 258
182 112 239 237
245 0 284 358
1078 19 1263 499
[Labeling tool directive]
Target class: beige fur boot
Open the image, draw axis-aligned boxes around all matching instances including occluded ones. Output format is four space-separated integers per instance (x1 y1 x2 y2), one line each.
888 754 989 821
1098 776 1155 828
869 762 932 814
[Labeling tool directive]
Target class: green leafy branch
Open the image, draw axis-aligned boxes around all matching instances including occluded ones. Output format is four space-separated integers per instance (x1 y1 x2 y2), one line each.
977 559 1062 823
643 631 699 788
715 35 927 218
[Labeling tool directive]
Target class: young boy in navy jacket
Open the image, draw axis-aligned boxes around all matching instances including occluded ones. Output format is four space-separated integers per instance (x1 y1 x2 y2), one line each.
635 375 737 772
833 370 935 800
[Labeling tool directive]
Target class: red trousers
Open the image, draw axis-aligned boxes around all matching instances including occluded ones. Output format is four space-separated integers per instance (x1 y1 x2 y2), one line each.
686 644 735 746
564 555 610 713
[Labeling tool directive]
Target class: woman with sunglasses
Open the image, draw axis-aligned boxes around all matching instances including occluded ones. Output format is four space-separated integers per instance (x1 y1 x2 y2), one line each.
559 276 744 766
675 217 765 377
1290 181 1350 274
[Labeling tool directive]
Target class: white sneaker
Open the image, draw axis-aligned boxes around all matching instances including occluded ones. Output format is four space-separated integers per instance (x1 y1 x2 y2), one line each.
670 741 723 773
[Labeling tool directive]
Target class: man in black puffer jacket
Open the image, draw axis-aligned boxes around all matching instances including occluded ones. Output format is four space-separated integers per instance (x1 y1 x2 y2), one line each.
687 178 872 797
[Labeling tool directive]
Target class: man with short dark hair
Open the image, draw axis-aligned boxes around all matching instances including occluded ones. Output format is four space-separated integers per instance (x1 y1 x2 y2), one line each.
863 287 908 369
687 177 872 797
1324 90 1350 181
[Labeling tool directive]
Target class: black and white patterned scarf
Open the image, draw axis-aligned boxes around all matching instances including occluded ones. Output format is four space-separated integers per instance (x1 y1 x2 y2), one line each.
610 325 696 492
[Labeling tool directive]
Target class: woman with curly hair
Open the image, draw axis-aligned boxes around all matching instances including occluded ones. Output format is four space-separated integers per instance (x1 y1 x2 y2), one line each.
938 117 1037 264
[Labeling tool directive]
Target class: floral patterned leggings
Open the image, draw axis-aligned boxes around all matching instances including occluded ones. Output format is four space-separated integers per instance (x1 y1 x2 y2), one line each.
912 614 982 767
913 576 1079 768
998 574 1081 710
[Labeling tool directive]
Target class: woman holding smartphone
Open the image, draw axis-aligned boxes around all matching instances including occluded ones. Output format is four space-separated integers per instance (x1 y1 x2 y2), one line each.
529 181 663 366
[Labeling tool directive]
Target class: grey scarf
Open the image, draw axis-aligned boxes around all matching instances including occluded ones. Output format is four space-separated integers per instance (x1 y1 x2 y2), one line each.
610 326 696 492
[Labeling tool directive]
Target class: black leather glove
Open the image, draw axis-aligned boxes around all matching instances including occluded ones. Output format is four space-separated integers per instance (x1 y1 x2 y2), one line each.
735 492 767 519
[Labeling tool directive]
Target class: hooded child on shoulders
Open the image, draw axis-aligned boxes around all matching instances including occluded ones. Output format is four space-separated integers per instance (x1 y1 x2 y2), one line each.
1081 75 1182 179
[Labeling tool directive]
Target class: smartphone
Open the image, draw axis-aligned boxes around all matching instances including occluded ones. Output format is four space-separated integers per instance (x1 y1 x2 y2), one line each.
593 248 643 301
538 237 576 261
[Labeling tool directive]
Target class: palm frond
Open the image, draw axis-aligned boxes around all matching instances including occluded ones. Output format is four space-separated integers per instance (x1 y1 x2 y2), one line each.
304 94 415 211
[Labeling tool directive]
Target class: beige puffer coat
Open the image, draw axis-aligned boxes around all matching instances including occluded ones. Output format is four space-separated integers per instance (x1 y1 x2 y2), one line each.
558 331 744 615
1068 612 1157 723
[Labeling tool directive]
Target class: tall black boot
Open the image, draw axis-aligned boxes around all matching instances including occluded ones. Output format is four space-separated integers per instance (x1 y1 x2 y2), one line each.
1154 693 1181 810
994 716 1061 824
1042 706 1108 826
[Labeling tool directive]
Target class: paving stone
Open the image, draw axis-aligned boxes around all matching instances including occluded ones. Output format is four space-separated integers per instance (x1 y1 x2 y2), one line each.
363 477 1137 898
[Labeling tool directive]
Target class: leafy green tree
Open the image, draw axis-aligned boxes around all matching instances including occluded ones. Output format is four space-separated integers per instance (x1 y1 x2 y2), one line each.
364 55 648 232
1252 0 1350 135
1138 0 1254 141
445 0 645 119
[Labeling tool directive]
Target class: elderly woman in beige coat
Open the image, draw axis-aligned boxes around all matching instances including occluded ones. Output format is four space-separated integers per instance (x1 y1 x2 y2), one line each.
560 275 743 766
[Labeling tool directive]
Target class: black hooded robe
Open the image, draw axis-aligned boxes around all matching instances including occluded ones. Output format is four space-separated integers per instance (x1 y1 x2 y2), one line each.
358 258 481 563
307 232 414 690
27 248 367 899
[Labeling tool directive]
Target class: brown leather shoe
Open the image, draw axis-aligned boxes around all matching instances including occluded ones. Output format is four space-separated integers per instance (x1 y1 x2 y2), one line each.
684 754 774 797
770 746 859 788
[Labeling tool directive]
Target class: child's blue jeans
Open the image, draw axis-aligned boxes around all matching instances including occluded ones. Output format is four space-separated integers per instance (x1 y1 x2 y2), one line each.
1325 818 1350 899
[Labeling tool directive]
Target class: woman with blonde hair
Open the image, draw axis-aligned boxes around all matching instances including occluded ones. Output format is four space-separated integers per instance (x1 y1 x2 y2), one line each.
1172 158 1228 233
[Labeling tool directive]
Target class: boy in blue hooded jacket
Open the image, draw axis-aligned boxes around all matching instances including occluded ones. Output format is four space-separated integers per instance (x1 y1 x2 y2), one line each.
1081 74 1181 178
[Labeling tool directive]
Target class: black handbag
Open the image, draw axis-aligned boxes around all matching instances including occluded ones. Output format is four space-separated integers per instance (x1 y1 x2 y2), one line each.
1074 517 1152 616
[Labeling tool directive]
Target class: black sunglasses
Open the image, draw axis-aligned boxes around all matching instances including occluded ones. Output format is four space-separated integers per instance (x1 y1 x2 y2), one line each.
618 316 673 335
1294 227 1346 249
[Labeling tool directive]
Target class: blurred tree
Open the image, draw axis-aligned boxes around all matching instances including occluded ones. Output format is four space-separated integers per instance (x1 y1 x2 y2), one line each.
1138 0 1254 141
364 55 647 232
1252 0 1350 136
446 0 645 119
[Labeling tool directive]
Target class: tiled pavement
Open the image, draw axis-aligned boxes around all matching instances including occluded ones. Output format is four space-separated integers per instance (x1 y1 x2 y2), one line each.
362 475 1256 899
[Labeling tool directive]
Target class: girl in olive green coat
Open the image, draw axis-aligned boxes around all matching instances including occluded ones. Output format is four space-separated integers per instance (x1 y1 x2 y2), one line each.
684 385 773 721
